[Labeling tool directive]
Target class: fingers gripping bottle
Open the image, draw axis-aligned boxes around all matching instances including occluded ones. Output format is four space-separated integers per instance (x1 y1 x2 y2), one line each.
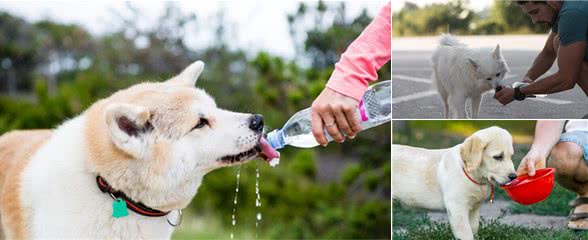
266 80 391 150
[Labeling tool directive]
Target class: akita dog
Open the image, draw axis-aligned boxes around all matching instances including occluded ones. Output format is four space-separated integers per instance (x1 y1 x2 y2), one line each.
0 61 279 239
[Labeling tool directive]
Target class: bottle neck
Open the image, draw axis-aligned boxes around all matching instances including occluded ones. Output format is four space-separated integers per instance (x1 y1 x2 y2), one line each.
267 129 286 150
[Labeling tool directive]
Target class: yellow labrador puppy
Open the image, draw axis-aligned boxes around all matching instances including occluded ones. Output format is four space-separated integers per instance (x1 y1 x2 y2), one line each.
393 126 517 240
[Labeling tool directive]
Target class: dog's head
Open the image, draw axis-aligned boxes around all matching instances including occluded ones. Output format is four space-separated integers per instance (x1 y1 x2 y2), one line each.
85 61 278 211
460 126 517 186
467 45 510 88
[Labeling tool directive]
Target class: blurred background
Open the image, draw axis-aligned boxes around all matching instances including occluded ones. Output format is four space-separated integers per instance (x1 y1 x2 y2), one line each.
393 120 579 239
392 0 588 119
0 1 391 239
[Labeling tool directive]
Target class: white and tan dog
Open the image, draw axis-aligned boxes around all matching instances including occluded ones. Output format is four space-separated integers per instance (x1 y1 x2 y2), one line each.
393 126 517 240
432 34 510 119
0 61 279 239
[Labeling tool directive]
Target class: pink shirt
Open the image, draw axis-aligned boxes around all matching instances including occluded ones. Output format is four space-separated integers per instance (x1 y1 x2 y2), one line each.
326 1 391 101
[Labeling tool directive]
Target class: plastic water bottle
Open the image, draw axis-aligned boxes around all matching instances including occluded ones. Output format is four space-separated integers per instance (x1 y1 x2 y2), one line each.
266 80 390 149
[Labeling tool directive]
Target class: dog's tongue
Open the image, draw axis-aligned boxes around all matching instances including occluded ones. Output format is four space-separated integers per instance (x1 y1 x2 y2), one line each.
259 137 280 163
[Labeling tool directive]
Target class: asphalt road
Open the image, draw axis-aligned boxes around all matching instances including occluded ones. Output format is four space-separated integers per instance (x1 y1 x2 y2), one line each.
392 50 588 119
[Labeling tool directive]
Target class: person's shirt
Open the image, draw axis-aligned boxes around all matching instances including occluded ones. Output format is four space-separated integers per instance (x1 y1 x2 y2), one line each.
565 120 588 133
552 1 588 62
326 1 391 101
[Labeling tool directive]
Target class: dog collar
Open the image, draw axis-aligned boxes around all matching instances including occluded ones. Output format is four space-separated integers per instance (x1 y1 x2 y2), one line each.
461 168 495 203
96 176 170 217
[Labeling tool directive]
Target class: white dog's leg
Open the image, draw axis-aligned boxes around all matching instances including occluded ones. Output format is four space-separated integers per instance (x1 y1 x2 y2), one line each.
446 203 474 240
470 95 481 119
438 91 449 118
469 203 482 235
448 94 467 119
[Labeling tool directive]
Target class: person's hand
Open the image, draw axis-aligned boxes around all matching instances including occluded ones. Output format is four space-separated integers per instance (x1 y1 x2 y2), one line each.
494 87 515 105
311 88 362 146
517 148 548 176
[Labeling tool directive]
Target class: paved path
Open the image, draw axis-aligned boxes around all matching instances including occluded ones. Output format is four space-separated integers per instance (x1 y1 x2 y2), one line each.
427 200 568 229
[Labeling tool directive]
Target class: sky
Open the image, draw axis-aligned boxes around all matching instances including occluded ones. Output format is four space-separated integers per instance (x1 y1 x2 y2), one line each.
0 0 387 60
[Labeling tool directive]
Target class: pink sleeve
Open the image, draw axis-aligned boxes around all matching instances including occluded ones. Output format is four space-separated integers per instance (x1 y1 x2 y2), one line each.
325 1 391 101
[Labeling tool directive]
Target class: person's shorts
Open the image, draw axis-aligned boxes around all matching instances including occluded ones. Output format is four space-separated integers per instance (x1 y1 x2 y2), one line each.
559 131 588 165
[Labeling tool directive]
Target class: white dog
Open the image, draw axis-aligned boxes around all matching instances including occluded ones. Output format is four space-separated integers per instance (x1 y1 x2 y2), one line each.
393 126 517 240
0 61 279 239
432 34 509 119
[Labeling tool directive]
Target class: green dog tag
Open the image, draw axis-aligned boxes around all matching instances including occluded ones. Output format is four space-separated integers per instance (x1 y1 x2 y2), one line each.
112 198 129 218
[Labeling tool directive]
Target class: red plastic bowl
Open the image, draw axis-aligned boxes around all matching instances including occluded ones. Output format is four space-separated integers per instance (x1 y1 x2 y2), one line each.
500 168 555 205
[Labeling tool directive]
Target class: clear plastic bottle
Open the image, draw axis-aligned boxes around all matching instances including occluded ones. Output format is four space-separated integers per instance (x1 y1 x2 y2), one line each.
266 80 391 149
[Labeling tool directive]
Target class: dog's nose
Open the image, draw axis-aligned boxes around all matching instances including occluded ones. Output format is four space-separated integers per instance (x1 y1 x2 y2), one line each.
249 114 264 132
508 173 517 181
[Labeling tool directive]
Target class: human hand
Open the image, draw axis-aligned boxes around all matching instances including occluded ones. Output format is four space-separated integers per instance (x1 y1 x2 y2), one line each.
311 88 361 146
494 87 515 105
517 148 547 176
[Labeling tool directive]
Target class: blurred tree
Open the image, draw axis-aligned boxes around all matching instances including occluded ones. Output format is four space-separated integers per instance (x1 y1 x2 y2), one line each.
0 12 39 94
393 0 550 36
393 0 475 36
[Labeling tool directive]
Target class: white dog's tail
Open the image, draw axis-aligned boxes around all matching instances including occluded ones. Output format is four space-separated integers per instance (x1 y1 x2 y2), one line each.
438 34 465 47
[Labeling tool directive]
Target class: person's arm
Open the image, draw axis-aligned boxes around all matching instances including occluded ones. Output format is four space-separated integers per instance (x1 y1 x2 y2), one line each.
520 40 585 95
517 120 565 176
524 31 558 81
324 1 391 101
311 1 390 146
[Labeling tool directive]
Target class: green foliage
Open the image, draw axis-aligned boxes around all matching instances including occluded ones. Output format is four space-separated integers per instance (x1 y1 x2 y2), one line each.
393 0 550 36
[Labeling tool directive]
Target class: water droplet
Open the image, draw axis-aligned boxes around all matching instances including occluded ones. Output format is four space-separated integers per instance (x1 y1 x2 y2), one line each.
256 213 262 220
230 166 241 239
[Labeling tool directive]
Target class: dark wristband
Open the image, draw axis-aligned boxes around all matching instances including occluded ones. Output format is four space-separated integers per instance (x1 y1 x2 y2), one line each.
514 86 526 101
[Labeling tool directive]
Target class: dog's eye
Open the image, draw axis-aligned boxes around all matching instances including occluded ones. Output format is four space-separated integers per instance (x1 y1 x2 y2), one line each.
192 118 209 130
496 73 501 77
493 154 503 161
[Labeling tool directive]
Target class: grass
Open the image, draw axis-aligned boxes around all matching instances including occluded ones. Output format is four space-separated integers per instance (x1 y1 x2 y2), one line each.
393 201 587 240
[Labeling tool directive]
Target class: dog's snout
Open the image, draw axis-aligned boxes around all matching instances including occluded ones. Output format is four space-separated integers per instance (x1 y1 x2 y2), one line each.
248 114 264 132
508 173 517 181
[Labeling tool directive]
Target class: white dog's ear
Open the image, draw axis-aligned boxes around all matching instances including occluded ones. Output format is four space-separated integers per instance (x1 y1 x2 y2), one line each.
168 61 204 87
492 44 502 59
105 103 153 159
460 134 486 172
467 58 478 69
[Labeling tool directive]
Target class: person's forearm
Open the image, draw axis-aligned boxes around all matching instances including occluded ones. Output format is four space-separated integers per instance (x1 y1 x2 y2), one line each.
521 71 575 95
525 50 557 80
326 1 391 101
530 120 564 157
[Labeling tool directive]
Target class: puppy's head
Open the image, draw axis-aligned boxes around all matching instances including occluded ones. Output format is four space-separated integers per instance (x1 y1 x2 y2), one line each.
460 126 517 186
86 61 275 210
467 45 510 88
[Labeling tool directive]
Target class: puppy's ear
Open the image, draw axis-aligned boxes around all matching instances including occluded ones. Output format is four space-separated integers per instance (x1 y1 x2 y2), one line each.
492 44 502 59
467 58 478 69
168 60 204 87
460 134 486 172
105 103 153 159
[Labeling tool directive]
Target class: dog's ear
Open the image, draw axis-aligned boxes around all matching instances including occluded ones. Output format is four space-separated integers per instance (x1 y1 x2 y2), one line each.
168 61 204 87
492 44 502 59
105 103 153 159
460 134 486 172
467 58 478 69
